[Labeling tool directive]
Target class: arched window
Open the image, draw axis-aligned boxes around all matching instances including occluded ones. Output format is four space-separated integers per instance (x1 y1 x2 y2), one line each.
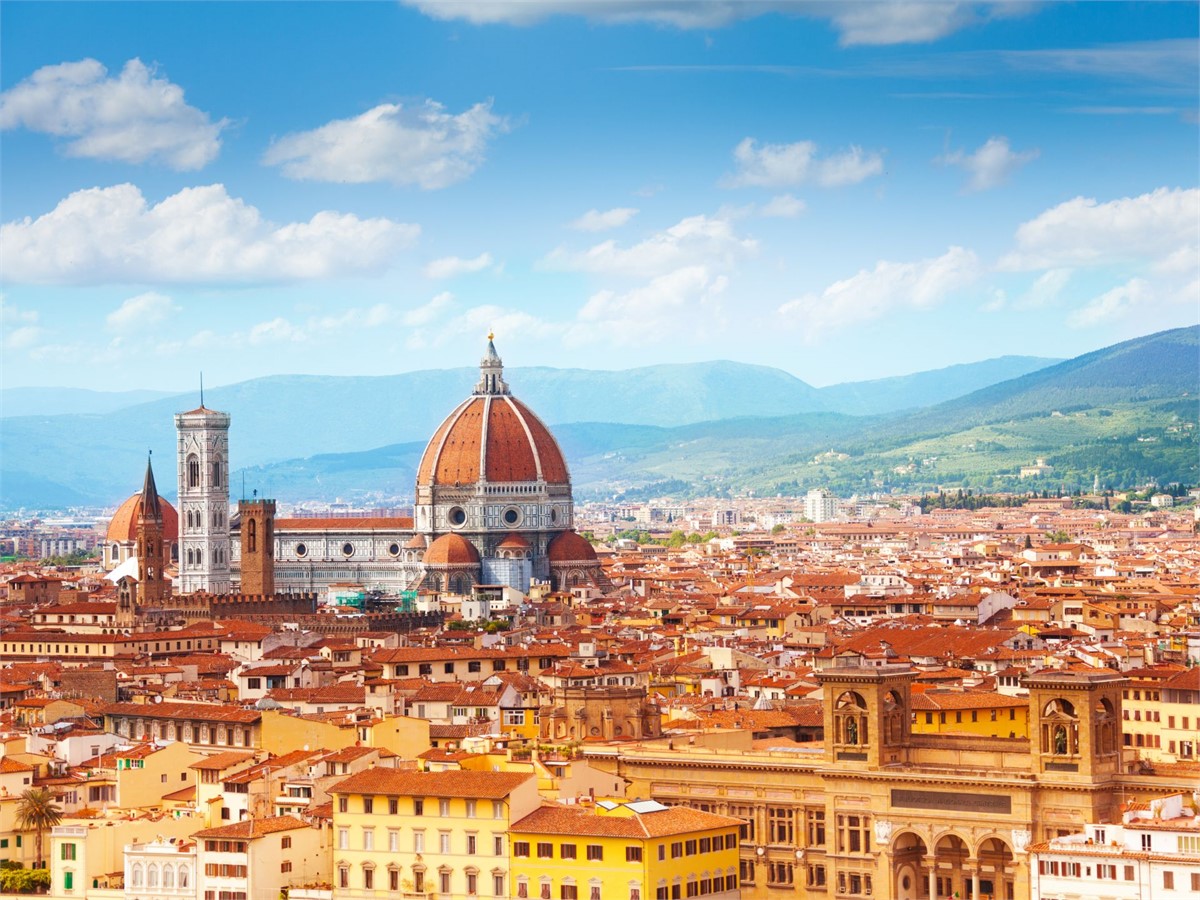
196 549 203 565
178 866 189 889
187 455 200 489
111 543 120 559
247 519 257 553
162 865 174 888
147 865 159 888
131 865 144 888
212 459 222 488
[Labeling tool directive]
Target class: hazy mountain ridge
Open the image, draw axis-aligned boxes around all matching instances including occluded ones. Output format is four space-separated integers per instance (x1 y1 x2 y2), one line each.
1 332 1190 508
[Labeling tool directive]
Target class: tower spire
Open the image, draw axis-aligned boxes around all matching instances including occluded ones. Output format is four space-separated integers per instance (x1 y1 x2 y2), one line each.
474 332 509 396
141 451 161 521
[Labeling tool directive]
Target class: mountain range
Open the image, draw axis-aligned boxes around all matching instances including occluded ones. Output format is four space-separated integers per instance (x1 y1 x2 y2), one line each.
2 328 1196 509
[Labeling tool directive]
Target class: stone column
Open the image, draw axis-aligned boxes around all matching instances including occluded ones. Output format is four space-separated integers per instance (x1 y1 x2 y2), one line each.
970 865 980 900
927 860 937 900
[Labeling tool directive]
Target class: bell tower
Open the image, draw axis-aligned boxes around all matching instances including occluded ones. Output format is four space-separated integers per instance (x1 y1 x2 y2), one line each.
238 496 276 596
1024 670 1125 780
175 401 232 594
135 454 169 608
816 664 918 769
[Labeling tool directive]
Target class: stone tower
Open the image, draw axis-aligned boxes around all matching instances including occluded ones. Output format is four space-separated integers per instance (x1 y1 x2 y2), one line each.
1024 669 1125 781
175 403 231 594
136 454 169 607
817 663 918 769
238 497 276 596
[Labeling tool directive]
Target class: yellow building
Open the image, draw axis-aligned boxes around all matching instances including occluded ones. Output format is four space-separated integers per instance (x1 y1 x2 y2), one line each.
1121 665 1200 764
509 799 742 900
909 689 1030 739
328 768 539 900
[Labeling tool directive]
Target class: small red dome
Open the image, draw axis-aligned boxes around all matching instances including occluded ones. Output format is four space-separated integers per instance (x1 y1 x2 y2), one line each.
105 493 179 544
548 530 598 564
497 533 531 551
423 533 481 566
416 395 569 488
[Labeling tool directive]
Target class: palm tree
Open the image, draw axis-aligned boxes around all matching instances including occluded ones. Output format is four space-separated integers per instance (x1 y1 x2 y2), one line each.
15 788 63 868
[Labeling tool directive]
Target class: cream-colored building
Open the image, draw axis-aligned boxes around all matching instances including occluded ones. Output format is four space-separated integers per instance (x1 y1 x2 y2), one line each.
326 768 539 900
192 815 327 900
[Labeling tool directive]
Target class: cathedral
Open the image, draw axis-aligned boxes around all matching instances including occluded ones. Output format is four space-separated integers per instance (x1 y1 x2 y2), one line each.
105 338 606 601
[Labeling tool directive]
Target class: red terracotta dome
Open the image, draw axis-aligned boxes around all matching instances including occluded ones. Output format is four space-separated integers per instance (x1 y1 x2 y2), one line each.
423 533 481 566
106 493 178 543
548 530 599 563
497 533 531 551
416 394 570 488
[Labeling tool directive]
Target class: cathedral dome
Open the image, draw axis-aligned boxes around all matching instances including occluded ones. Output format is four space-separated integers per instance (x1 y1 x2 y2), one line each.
415 339 569 488
548 529 599 563
423 533 481 566
106 493 178 544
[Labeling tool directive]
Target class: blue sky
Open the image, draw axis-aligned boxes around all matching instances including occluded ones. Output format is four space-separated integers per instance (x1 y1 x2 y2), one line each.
1 1 1197 392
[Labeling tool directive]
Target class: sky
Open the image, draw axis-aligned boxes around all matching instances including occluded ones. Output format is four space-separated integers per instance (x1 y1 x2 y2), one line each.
1 1 1197 392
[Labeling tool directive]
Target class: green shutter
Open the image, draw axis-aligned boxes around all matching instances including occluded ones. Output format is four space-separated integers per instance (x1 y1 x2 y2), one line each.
64 872 74 890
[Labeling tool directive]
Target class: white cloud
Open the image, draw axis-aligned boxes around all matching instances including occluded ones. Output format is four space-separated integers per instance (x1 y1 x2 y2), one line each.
779 246 980 335
262 100 508 189
542 213 756 278
404 292 456 327
1067 278 1153 328
0 183 420 285
723 138 884 189
401 2 1023 45
247 317 307 345
999 187 1200 271
573 265 729 344
0 299 42 350
0 58 225 170
758 194 806 218
424 252 495 279
939 136 1039 192
829 2 994 47
106 292 178 331
1019 268 1072 309
569 207 639 232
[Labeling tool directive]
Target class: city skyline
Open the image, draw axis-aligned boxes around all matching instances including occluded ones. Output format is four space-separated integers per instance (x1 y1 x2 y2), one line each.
1 1 1197 392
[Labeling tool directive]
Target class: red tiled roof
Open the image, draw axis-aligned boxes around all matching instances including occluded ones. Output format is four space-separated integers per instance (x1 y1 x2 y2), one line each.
192 815 308 839
329 768 534 799
512 803 742 838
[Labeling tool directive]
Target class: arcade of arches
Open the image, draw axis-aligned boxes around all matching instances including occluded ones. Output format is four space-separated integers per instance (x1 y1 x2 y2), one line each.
587 667 1195 900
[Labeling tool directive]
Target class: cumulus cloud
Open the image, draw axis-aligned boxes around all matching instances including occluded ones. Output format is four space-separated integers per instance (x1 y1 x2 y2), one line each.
106 292 179 331
723 138 884 189
0 183 420 285
779 246 980 335
542 213 756 278
0 58 226 170
569 207 639 232
262 100 508 189
758 194 806 218
1067 278 1153 328
939 136 1039 192
404 292 456 327
1 299 42 350
424 252 495 279
574 265 729 344
401 2 1023 45
999 187 1200 271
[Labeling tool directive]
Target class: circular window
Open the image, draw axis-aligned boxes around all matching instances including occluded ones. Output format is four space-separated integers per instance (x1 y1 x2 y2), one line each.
342 542 355 557
295 543 307 558
901 877 911 890
388 542 401 557
503 508 520 526
449 507 466 527
550 508 557 524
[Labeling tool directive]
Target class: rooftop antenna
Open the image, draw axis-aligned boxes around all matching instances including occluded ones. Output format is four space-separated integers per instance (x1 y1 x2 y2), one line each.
199 371 205 408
